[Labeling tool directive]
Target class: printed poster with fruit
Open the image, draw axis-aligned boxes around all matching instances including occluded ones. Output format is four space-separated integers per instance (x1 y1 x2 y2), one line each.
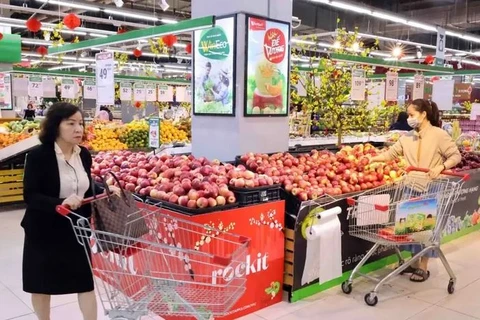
193 16 235 116
245 16 290 116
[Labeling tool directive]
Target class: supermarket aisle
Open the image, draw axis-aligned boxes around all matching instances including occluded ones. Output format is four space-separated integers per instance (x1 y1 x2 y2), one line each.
1 208 479 320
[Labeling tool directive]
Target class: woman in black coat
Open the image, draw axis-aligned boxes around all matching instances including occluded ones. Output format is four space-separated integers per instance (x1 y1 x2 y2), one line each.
22 103 118 320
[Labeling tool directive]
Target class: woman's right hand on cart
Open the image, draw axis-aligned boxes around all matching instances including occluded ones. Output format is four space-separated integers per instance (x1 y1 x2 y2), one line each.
62 194 83 210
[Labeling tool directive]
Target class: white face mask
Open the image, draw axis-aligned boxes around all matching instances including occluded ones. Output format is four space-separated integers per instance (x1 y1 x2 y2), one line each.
407 117 420 129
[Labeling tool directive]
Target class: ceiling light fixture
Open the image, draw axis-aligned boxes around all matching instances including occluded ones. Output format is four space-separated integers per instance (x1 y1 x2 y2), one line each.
36 0 100 11
329 1 371 14
160 18 177 24
104 8 158 22
392 46 402 57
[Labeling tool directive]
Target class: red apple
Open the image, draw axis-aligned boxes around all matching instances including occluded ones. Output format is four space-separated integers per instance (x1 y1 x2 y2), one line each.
216 196 226 206
197 197 209 208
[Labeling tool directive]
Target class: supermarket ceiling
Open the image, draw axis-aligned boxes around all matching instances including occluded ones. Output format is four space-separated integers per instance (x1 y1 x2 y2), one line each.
6 0 480 69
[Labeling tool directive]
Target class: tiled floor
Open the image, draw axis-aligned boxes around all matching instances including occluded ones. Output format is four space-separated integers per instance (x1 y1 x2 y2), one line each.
1 208 479 320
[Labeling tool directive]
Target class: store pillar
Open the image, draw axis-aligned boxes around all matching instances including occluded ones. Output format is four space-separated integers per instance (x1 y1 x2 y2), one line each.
191 0 293 161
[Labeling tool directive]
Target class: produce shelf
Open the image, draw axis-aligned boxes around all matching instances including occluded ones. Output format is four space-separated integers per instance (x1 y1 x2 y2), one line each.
0 135 40 163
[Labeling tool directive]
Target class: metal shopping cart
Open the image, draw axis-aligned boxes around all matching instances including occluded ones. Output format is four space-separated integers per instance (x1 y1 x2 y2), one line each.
56 196 250 320
341 167 470 306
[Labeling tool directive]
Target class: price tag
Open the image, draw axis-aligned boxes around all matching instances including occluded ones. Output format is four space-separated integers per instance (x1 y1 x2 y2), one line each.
83 79 96 99
4 74 11 105
158 85 173 101
148 117 160 148
120 82 132 101
61 78 76 99
145 83 157 102
412 74 425 100
95 52 115 105
175 86 187 102
43 78 56 98
351 69 365 101
134 83 146 101
185 86 192 101
28 76 43 97
385 71 399 102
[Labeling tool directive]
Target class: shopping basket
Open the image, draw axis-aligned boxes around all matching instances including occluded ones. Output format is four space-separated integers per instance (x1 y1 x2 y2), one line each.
341 167 469 306
56 195 250 320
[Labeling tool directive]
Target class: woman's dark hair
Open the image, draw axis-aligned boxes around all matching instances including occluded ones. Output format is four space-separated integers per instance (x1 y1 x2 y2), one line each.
397 111 408 123
27 103 34 109
39 102 83 145
410 99 440 127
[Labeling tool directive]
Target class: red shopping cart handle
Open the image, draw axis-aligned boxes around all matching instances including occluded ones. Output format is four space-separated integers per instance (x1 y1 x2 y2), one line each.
56 193 109 216
346 197 388 211
406 166 470 181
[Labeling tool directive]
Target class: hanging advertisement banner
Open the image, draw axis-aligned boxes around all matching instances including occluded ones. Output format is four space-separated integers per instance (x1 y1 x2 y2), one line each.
133 83 146 101
412 74 425 100
43 78 57 98
95 51 115 105
158 85 174 102
245 15 290 116
61 78 75 99
193 16 236 116
145 83 157 102
28 75 43 97
436 27 446 66
385 71 399 102
120 82 132 101
350 69 366 101
83 79 97 100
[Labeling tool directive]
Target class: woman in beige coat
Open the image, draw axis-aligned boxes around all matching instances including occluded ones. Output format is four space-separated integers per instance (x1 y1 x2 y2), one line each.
371 99 461 282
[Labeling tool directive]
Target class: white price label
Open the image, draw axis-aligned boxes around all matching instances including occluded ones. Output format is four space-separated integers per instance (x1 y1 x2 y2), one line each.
158 85 173 101
95 52 115 105
83 79 96 99
145 84 157 102
175 86 187 102
385 71 399 102
61 79 76 99
412 74 425 100
134 83 146 101
148 117 160 148
351 76 366 101
28 76 43 97
120 82 132 101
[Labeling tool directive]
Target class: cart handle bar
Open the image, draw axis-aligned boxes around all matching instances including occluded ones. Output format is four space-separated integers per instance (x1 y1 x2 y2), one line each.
56 193 109 216
346 198 388 212
406 166 470 182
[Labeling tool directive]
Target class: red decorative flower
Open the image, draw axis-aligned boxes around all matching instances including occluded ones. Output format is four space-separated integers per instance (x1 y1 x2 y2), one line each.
185 43 192 54
134 101 142 109
36 46 48 56
185 73 192 80
133 48 142 58
162 34 177 48
26 18 42 33
0 33 3 41
424 55 435 65
117 27 127 34
63 13 81 30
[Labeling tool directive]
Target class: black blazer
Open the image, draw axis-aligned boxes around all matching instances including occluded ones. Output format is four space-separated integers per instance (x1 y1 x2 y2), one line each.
22 143 100 243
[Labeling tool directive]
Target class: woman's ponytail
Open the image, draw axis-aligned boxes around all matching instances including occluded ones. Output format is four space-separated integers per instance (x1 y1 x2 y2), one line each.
429 101 440 127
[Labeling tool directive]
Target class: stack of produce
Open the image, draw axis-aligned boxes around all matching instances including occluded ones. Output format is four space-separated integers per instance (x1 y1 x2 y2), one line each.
160 121 189 144
0 132 32 149
240 143 407 200
176 118 191 139
91 151 238 209
454 149 480 171
2 119 41 133
83 121 127 152
119 120 149 149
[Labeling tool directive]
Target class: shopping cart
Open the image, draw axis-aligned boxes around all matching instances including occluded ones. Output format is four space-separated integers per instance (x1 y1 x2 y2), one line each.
56 195 250 320
341 167 470 306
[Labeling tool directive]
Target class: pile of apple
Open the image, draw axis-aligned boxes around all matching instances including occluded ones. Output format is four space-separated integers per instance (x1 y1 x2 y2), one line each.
240 144 406 201
91 151 277 210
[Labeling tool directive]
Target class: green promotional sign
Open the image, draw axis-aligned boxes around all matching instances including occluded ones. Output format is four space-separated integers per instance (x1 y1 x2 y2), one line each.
198 26 230 60
0 34 21 64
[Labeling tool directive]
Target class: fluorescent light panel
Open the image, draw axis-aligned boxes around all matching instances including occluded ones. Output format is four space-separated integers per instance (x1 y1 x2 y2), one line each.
37 0 100 11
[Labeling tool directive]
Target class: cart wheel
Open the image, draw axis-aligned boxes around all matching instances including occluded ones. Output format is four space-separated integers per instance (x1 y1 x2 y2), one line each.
364 292 378 307
341 281 352 294
448 280 455 294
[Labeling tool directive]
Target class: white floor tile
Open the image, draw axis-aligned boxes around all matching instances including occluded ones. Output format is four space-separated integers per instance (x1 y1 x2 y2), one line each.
437 279 480 319
407 305 478 320
0 284 32 320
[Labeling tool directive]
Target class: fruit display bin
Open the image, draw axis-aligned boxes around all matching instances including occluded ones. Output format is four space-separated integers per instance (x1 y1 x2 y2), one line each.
145 197 238 215
229 184 282 207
